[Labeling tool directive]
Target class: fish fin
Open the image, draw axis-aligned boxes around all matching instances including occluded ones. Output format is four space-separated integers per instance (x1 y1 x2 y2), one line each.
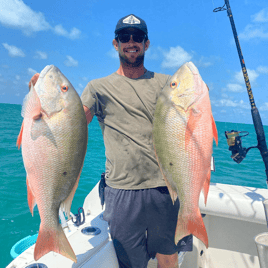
162 173 178 205
175 210 208 248
153 143 178 204
202 171 211 206
60 169 81 218
22 83 42 119
16 120 24 149
185 108 200 148
34 222 77 263
211 114 218 146
26 177 36 216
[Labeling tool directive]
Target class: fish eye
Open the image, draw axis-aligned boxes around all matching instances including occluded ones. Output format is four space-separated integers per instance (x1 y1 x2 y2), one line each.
170 81 177 88
61 85 68 92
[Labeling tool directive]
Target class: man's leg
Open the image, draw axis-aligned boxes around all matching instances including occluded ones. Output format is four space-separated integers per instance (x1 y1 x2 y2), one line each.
146 187 192 267
156 252 178 268
103 186 150 268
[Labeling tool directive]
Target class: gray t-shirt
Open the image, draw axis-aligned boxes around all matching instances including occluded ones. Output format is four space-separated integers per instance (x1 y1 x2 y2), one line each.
81 71 171 190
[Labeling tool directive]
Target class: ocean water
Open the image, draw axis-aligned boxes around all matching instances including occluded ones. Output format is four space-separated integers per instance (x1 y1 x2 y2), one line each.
1 102 268 267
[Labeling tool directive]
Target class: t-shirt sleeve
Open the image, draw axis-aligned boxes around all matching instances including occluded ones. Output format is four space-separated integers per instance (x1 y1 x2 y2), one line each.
81 81 98 116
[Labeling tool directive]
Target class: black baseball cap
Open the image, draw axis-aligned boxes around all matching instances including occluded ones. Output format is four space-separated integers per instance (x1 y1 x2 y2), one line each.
115 14 148 36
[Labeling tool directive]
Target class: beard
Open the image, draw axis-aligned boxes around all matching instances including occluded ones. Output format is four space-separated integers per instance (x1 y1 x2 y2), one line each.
119 53 145 68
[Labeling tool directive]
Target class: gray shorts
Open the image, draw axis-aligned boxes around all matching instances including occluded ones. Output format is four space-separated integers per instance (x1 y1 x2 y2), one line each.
103 185 193 268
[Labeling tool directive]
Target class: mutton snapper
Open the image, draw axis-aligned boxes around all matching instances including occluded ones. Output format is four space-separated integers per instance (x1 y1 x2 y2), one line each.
152 62 218 248
16 65 88 262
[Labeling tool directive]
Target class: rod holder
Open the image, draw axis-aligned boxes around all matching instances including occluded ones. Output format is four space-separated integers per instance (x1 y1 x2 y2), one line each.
255 232 268 268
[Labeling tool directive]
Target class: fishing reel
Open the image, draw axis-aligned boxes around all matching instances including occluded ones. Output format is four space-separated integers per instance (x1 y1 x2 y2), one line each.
225 130 252 164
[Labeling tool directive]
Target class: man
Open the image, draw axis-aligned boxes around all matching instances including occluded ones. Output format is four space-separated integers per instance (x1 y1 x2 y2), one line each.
30 14 192 268
81 14 192 268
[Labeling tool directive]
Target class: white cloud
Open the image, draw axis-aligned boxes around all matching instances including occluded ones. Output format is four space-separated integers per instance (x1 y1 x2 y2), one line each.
225 83 244 93
146 47 160 60
64 56 78 67
195 56 213 68
34 51 47 60
234 69 259 84
28 68 37 76
161 46 192 69
54 24 81 39
240 25 268 40
240 8 268 40
221 93 229 99
252 8 268 23
0 0 81 39
107 48 118 59
2 43 25 57
78 83 84 89
68 28 81 39
14 75 20 84
260 103 268 111
257 66 268 74
0 0 50 35
212 98 249 109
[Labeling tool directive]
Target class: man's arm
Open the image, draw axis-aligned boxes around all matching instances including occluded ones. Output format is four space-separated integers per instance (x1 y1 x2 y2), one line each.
83 105 93 124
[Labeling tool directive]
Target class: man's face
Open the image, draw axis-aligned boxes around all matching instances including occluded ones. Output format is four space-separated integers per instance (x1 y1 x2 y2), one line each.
113 28 150 67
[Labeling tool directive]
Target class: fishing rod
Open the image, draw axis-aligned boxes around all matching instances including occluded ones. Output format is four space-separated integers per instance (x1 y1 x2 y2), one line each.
213 0 268 185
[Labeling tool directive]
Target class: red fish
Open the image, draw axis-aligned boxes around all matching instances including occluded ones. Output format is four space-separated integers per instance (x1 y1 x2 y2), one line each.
17 65 88 262
153 62 218 247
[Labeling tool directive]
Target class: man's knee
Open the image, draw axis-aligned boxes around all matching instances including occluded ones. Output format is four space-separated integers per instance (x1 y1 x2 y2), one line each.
156 252 178 268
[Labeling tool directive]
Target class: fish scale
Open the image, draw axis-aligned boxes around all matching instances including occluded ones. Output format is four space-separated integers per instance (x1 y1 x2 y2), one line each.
153 62 218 248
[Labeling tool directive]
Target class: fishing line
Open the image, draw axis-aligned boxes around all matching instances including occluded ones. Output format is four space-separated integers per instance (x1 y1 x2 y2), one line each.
211 0 219 24
210 0 241 131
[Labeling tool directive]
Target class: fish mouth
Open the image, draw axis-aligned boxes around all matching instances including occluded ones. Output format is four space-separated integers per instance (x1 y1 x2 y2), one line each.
39 65 54 79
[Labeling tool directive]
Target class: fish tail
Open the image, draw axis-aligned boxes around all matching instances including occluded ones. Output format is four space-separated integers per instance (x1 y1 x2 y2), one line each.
34 222 77 263
175 210 208 248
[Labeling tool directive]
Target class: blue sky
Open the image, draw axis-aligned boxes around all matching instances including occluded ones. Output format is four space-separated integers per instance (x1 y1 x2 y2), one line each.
0 0 268 125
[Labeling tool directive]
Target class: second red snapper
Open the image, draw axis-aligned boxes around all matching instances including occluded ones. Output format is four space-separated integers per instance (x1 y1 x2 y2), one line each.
17 65 88 262
153 62 218 248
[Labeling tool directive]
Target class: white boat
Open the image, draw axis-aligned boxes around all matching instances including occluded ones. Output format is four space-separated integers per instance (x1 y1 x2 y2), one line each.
6 181 268 268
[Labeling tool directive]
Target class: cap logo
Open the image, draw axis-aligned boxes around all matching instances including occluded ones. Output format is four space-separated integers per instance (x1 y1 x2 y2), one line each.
123 15 140 25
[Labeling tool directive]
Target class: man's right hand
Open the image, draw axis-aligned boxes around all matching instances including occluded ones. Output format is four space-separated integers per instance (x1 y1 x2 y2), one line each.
29 73 40 90
83 106 93 124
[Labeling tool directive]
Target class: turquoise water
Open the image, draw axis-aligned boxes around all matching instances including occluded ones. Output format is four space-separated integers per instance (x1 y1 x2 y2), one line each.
1 102 268 267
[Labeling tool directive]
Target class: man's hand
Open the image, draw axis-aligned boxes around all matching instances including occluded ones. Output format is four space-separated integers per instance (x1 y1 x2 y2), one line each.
83 106 93 124
29 73 40 90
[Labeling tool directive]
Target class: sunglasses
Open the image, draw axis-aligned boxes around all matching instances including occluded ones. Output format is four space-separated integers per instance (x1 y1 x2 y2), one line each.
117 32 146 43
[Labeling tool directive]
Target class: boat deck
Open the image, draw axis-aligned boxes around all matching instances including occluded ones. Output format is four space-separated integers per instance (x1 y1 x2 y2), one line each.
7 182 268 268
